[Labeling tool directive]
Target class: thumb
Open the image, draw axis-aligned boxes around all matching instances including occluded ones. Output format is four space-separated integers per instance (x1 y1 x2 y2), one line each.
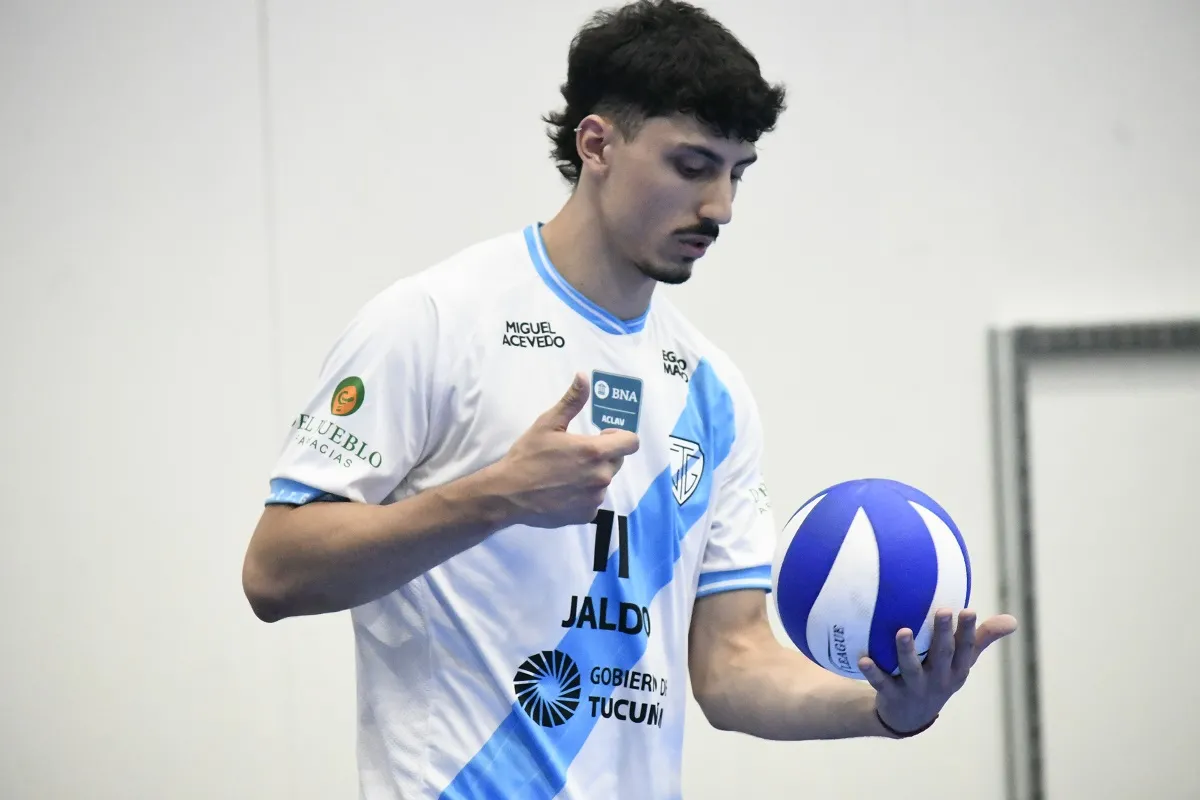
974 615 1019 658
539 372 589 430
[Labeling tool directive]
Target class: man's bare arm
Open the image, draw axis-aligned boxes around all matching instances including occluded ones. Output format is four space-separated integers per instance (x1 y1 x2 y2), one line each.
689 587 1017 739
688 588 893 740
242 467 515 622
242 373 639 622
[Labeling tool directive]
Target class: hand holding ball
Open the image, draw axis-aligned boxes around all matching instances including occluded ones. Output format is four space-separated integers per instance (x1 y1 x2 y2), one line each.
771 478 972 678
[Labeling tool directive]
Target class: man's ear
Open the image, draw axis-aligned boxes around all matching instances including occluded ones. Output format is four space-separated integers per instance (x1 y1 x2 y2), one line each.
575 114 615 179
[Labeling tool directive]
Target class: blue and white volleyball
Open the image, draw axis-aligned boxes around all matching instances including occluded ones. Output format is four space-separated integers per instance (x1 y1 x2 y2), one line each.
771 478 972 679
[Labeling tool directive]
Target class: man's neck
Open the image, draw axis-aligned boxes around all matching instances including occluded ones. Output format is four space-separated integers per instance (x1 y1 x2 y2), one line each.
538 195 656 323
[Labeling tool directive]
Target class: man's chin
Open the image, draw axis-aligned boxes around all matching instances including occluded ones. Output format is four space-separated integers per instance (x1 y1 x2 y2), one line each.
635 259 694 286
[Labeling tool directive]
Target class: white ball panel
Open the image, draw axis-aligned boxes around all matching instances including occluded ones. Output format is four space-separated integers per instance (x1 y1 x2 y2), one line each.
804 508 879 678
909 502 971 653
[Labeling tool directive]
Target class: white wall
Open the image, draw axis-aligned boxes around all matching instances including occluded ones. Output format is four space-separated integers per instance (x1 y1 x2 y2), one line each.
2 1 1197 798
0 2 290 799
1027 353 1200 798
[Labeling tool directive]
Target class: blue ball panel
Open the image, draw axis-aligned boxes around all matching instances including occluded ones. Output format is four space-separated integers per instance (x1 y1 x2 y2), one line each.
776 491 863 666
861 483 939 674
872 478 972 607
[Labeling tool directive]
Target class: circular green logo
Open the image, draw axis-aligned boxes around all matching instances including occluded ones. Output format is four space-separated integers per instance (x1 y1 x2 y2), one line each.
331 376 365 416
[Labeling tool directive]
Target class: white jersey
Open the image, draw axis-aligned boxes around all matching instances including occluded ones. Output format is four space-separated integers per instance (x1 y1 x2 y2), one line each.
265 224 778 800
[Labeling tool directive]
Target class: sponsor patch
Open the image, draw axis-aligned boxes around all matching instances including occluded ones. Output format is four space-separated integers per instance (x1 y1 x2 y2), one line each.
590 370 642 433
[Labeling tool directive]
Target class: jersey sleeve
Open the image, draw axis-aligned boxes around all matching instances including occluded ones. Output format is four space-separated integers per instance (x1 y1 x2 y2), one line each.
265 279 440 507
696 381 778 599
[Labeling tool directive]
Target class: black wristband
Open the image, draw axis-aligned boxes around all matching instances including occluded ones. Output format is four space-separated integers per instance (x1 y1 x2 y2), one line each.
875 707 938 738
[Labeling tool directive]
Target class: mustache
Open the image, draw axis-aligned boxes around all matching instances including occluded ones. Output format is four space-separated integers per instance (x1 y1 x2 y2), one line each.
675 220 720 240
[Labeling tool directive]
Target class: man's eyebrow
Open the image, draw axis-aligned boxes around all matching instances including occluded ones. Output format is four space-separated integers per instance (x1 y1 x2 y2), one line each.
675 143 758 167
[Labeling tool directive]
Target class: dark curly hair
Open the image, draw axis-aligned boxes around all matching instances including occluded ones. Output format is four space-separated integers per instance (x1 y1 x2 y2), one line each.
544 0 787 185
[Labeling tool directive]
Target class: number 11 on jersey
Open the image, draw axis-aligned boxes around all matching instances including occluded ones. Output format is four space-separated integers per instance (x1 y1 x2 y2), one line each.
591 509 630 579
560 508 650 636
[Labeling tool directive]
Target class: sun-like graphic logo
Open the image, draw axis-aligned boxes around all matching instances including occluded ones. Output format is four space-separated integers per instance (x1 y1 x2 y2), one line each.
513 650 582 728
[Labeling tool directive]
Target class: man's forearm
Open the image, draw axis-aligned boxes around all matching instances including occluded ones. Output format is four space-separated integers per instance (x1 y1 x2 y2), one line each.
700 642 895 741
242 465 515 622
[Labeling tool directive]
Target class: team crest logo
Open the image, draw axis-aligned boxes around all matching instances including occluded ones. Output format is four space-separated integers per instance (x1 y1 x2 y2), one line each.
668 436 704 505
331 376 365 416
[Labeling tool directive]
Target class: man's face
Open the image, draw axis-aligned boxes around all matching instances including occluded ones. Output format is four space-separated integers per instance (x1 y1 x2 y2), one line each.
594 113 758 285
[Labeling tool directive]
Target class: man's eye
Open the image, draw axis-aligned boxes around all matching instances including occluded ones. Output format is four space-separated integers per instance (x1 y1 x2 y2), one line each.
676 161 708 179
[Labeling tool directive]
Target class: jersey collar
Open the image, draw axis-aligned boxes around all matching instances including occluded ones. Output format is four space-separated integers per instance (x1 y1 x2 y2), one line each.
524 224 649 335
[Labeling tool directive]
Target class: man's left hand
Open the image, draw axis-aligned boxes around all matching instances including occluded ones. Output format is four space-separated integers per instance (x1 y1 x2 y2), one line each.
859 609 1019 736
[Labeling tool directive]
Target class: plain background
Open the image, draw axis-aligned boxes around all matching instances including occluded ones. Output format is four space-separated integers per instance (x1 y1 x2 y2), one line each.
2 0 1198 797
1026 354 1200 798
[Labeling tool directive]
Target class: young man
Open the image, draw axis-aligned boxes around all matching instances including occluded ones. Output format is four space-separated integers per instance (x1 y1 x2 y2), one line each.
242 1 1017 797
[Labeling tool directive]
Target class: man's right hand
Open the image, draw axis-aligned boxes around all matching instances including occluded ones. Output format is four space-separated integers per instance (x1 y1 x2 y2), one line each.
493 372 640 528
243 372 640 622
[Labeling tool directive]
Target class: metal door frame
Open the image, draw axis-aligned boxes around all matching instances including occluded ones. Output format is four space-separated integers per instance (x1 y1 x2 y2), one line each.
987 319 1200 800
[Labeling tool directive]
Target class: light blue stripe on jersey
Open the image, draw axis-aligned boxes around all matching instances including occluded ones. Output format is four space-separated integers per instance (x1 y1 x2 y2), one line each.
695 565 773 598
439 358 735 800
265 478 324 505
523 224 649 335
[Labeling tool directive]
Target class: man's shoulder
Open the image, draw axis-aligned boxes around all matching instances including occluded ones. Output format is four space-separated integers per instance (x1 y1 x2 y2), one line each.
388 226 532 297
651 294 754 402
357 226 538 325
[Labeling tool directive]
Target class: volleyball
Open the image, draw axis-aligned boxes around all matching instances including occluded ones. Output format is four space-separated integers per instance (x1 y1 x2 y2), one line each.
771 478 972 679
